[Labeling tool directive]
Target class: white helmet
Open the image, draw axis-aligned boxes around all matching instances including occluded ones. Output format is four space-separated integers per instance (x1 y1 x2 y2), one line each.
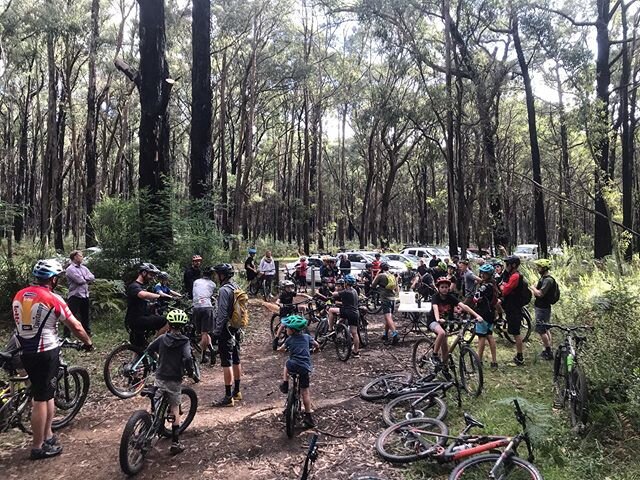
33 259 64 279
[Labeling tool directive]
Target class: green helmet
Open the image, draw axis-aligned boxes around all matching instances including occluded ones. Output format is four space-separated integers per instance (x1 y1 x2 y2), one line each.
281 314 307 331
533 258 552 270
166 309 189 326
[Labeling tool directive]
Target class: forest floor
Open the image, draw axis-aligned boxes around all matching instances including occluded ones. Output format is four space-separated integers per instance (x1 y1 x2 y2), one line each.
1 298 639 480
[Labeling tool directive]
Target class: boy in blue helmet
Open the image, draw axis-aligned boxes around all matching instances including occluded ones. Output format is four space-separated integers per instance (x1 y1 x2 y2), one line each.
473 264 499 368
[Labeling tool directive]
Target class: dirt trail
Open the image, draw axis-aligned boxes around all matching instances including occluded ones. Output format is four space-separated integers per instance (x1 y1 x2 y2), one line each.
1 301 418 480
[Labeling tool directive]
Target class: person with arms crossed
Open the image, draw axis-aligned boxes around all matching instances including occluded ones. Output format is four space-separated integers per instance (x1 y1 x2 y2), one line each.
64 250 95 337
183 254 202 300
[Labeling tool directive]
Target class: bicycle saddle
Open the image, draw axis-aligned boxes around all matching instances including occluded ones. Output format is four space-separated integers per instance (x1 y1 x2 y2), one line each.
463 412 485 429
140 385 159 398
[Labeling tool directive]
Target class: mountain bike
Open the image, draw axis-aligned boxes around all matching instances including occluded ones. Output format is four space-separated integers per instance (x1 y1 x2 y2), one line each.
284 373 302 438
463 307 533 345
0 338 90 433
542 322 593 429
411 318 484 397
376 399 542 480
314 315 352 361
363 290 382 314
381 380 457 426
104 331 158 399
119 384 198 475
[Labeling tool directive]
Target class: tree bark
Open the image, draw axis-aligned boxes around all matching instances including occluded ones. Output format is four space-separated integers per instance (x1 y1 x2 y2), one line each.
85 0 100 247
41 23 57 247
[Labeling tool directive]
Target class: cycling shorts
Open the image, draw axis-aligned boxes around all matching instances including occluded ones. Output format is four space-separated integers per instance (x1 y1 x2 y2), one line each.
286 361 310 389
381 299 395 315
505 305 523 336
218 328 241 367
193 307 215 334
22 347 60 401
475 320 494 337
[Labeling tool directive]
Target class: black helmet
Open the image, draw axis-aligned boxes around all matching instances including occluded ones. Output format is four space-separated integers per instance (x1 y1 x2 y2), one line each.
158 271 169 280
504 255 521 267
380 262 390 271
139 262 160 274
375 253 381 258
365 263 373 269
203 266 215 277
213 263 235 276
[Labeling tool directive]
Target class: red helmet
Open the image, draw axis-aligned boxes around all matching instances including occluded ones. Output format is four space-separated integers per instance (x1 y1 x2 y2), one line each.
192 255 203 262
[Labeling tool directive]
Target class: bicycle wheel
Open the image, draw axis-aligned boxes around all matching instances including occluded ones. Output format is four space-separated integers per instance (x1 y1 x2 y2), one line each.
159 386 199 437
12 389 33 434
459 346 483 397
503 308 532 344
382 393 447 426
104 344 152 399
375 417 448 464
314 318 329 349
449 453 544 480
360 372 413 401
412 337 436 377
52 367 90 430
335 323 352 362
248 279 259 296
366 292 382 314
358 318 369 347
553 349 568 408
285 388 297 438
270 314 282 338
570 365 588 427
119 410 153 476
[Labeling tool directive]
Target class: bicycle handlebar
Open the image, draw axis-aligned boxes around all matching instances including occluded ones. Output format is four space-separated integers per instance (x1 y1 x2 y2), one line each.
59 338 87 351
539 323 593 333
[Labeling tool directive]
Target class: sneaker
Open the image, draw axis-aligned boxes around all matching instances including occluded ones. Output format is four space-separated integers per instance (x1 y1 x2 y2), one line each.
302 412 316 428
513 355 525 366
30 443 62 460
279 381 289 394
272 337 279 351
232 391 243 401
490 362 499 370
430 355 442 366
381 334 388 342
44 435 59 447
169 442 185 455
539 350 554 361
212 395 234 407
351 351 361 358
391 332 400 345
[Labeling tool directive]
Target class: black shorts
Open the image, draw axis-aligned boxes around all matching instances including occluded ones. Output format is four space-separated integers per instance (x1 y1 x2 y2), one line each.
340 308 359 327
297 275 306 286
505 305 523 336
22 348 60 401
218 329 241 367
193 307 214 334
286 361 310 389
381 299 395 315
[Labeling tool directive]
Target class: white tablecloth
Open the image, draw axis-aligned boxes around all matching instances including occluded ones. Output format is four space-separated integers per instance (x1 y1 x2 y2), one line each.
397 303 432 313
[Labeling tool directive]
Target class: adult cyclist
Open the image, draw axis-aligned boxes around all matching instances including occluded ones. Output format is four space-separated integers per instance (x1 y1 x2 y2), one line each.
501 255 525 365
12 260 93 460
244 248 259 291
126 263 173 348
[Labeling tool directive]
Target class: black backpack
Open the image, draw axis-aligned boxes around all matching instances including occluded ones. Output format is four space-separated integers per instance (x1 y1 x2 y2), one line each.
518 274 532 307
546 276 561 305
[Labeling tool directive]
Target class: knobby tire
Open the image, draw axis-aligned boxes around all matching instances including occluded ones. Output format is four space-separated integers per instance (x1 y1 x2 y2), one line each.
449 453 544 480
119 409 153 476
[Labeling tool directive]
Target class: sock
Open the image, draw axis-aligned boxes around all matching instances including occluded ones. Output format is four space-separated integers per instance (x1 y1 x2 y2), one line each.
225 385 232 397
172 425 179 443
233 379 240 394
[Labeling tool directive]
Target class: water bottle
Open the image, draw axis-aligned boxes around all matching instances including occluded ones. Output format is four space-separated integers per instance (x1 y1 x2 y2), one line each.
417 295 422 308
566 353 574 372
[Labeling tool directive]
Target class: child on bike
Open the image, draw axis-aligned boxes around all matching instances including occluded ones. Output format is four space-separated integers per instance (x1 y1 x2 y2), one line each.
327 275 361 357
146 309 199 455
272 280 312 350
296 256 308 292
278 314 320 428
473 264 499 369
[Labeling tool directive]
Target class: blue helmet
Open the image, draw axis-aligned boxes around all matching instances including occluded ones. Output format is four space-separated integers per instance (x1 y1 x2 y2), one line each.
479 264 495 275
344 274 356 285
248 248 257 254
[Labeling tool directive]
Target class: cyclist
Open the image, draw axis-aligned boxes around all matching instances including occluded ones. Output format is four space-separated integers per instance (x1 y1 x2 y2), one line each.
183 255 202 300
370 262 400 344
473 264 499 368
359 262 374 295
430 277 484 372
432 261 447 282
278 315 320 428
153 272 182 298
211 264 243 407
327 274 361 357
126 263 173 348
417 258 428 276
413 267 436 301
501 256 525 365
12 259 93 460
272 280 312 350
259 251 277 299
428 254 439 268
459 260 479 306
530 258 555 360
338 253 351 276
295 256 308 292
400 262 417 291
244 248 259 291
371 253 382 277
492 260 504 286
146 309 198 455
192 266 217 363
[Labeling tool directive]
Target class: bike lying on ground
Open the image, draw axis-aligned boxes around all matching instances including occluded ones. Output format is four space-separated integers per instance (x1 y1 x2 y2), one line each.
542 322 593 429
0 338 90 433
376 399 543 480
119 384 198 475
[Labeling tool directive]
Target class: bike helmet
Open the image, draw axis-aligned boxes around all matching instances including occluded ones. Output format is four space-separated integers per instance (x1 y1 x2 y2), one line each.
344 274 357 285
437 261 447 270
281 280 295 289
139 262 161 274
336 278 345 285
166 309 189 326
203 266 215 277
248 248 257 254
213 263 235 276
435 277 452 287
192 254 203 261
375 253 381 258
380 262 390 271
281 314 307 331
300 256 307 261
158 271 169 280
32 259 64 279
479 264 495 275
405 261 414 270
365 263 373 269
533 258 552 270
504 255 521 267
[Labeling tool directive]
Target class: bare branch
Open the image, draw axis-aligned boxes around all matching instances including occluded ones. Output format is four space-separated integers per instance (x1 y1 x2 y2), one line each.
114 58 140 88
532 4 596 27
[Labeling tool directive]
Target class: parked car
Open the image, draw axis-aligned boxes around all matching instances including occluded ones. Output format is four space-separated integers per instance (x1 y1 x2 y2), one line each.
285 256 323 284
401 246 441 260
549 247 564 256
351 251 407 274
385 253 419 268
514 244 539 261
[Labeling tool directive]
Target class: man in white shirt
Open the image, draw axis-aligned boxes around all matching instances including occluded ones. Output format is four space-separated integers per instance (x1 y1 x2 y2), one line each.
192 266 217 362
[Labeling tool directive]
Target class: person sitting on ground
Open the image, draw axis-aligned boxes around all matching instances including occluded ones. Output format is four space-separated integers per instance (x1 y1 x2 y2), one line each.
327 274 361 357
191 266 217 363
153 272 183 298
430 277 484 374
146 309 199 455
473 264 499 368
278 315 320 428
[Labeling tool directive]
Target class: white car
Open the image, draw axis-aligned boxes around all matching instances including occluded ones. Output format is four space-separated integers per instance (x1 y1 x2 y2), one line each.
349 251 407 274
514 244 539 261
385 253 419 268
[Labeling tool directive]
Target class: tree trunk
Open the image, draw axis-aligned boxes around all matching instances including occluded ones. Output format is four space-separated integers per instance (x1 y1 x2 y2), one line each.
85 0 100 247
555 64 573 246
41 24 57 247
620 3 634 259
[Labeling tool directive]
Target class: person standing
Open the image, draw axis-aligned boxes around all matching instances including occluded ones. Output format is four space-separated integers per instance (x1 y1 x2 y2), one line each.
192 266 217 363
296 256 308 292
259 251 277 299
530 258 556 360
64 250 95 337
244 248 258 290
428 254 439 268
501 256 525 365
183 255 202 300
459 260 479 306
13 260 93 460
371 262 400 344
211 263 243 407
338 253 351 276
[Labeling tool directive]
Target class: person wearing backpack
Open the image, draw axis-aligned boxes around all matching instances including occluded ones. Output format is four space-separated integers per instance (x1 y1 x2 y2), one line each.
501 255 527 366
370 262 400 344
530 258 559 360
211 263 245 407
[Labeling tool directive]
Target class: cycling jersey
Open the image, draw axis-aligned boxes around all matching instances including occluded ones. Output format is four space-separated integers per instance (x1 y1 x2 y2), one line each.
297 261 308 277
371 260 381 277
192 278 216 308
12 285 77 354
